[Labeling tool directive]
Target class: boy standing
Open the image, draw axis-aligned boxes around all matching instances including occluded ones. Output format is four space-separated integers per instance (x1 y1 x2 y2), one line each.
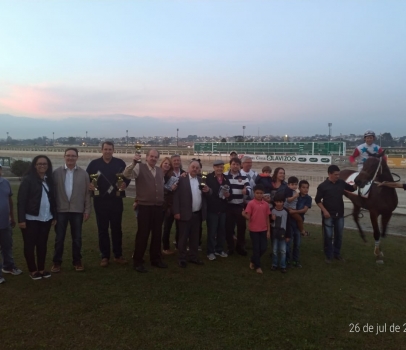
242 185 270 274
284 176 309 236
286 180 312 268
271 193 291 273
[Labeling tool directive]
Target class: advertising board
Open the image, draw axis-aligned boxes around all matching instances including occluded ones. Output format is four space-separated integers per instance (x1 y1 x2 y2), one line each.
241 154 331 165
387 158 406 168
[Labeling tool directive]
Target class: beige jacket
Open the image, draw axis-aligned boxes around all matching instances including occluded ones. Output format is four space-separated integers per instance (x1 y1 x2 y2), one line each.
53 165 91 214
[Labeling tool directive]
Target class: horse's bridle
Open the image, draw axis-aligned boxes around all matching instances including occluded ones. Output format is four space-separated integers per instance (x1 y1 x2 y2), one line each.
358 157 382 196
371 156 383 184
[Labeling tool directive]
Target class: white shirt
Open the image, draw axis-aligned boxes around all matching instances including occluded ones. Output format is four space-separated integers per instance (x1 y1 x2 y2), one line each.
64 164 76 201
26 179 53 222
189 174 202 212
173 169 182 178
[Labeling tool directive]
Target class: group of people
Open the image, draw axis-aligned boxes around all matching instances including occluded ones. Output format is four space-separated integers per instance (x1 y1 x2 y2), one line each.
1 130 405 282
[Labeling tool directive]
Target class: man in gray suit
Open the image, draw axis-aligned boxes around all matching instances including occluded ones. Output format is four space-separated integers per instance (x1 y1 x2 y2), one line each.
51 148 91 272
173 160 208 268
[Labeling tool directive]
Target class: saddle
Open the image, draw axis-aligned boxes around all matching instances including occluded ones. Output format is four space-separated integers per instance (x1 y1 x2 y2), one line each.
345 172 371 198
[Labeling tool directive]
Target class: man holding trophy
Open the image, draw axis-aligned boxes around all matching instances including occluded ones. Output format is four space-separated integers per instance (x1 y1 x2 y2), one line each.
123 148 167 273
205 160 232 261
86 141 130 267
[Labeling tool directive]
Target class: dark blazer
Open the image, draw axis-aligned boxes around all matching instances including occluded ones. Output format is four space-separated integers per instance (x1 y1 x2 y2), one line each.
17 174 57 223
205 172 232 213
172 175 207 221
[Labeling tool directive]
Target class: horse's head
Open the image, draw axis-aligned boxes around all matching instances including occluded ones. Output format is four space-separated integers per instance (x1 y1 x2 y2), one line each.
354 157 381 188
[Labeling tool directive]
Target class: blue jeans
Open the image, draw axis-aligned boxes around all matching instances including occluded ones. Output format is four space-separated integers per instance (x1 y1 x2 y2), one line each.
53 212 83 265
323 216 344 259
286 220 301 263
250 231 267 268
206 212 226 255
272 238 287 268
0 226 16 272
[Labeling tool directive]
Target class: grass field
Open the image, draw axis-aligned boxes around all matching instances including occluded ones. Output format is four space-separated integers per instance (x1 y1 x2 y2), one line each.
2 185 406 350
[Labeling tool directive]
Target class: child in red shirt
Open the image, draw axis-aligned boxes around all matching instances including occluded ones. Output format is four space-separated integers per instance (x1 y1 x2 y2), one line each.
242 185 271 274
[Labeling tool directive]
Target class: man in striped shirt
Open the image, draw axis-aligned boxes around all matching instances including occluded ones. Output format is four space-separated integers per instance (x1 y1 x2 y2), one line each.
224 157 252 256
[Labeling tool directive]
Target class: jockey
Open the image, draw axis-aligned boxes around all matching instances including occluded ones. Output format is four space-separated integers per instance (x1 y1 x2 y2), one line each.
349 130 386 171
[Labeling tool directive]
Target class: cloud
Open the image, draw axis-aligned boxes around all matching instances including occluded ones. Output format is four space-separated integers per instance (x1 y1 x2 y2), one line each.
0 84 142 118
0 82 287 122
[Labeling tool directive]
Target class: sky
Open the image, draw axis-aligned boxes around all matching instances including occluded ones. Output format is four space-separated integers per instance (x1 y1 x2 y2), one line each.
1 0 406 138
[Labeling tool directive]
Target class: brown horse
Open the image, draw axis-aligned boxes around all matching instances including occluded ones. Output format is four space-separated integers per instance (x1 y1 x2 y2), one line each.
340 153 398 263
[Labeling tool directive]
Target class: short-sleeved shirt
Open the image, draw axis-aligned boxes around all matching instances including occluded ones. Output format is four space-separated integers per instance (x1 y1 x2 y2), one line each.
0 177 12 229
86 157 130 200
297 194 312 220
245 199 271 232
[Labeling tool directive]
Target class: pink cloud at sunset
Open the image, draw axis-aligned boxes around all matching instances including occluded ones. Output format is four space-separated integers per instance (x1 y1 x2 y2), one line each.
0 85 63 116
0 83 290 122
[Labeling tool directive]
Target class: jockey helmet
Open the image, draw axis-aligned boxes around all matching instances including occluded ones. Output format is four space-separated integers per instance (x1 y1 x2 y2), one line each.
364 130 376 139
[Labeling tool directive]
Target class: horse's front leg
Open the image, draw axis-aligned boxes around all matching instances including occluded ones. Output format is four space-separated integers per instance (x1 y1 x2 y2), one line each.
381 212 393 238
352 205 366 242
370 211 384 263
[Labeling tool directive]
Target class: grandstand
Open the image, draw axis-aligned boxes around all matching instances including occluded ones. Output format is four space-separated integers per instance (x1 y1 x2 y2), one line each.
194 142 346 156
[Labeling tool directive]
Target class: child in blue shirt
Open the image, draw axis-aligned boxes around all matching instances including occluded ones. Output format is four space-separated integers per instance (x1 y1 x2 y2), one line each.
286 180 312 268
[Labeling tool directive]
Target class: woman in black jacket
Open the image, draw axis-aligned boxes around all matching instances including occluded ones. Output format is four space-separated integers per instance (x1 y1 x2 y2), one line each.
17 155 56 280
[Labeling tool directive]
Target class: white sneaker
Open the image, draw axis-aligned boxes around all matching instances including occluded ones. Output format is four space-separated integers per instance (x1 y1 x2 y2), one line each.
215 251 228 258
2 268 23 276
207 254 216 261
0 277 5 284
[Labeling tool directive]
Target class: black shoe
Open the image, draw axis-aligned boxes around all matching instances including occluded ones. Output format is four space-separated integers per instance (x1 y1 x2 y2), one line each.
134 265 148 273
188 259 204 265
151 261 168 268
281 268 287 273
178 261 187 268
227 250 234 256
30 272 42 280
41 271 51 279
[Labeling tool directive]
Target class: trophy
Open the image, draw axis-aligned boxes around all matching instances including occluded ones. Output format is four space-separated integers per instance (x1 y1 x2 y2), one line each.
199 171 208 190
116 173 126 197
219 185 230 199
134 143 142 163
221 185 230 194
90 174 100 196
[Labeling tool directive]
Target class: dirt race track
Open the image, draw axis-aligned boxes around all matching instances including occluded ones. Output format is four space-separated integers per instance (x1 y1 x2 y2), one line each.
3 150 406 236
